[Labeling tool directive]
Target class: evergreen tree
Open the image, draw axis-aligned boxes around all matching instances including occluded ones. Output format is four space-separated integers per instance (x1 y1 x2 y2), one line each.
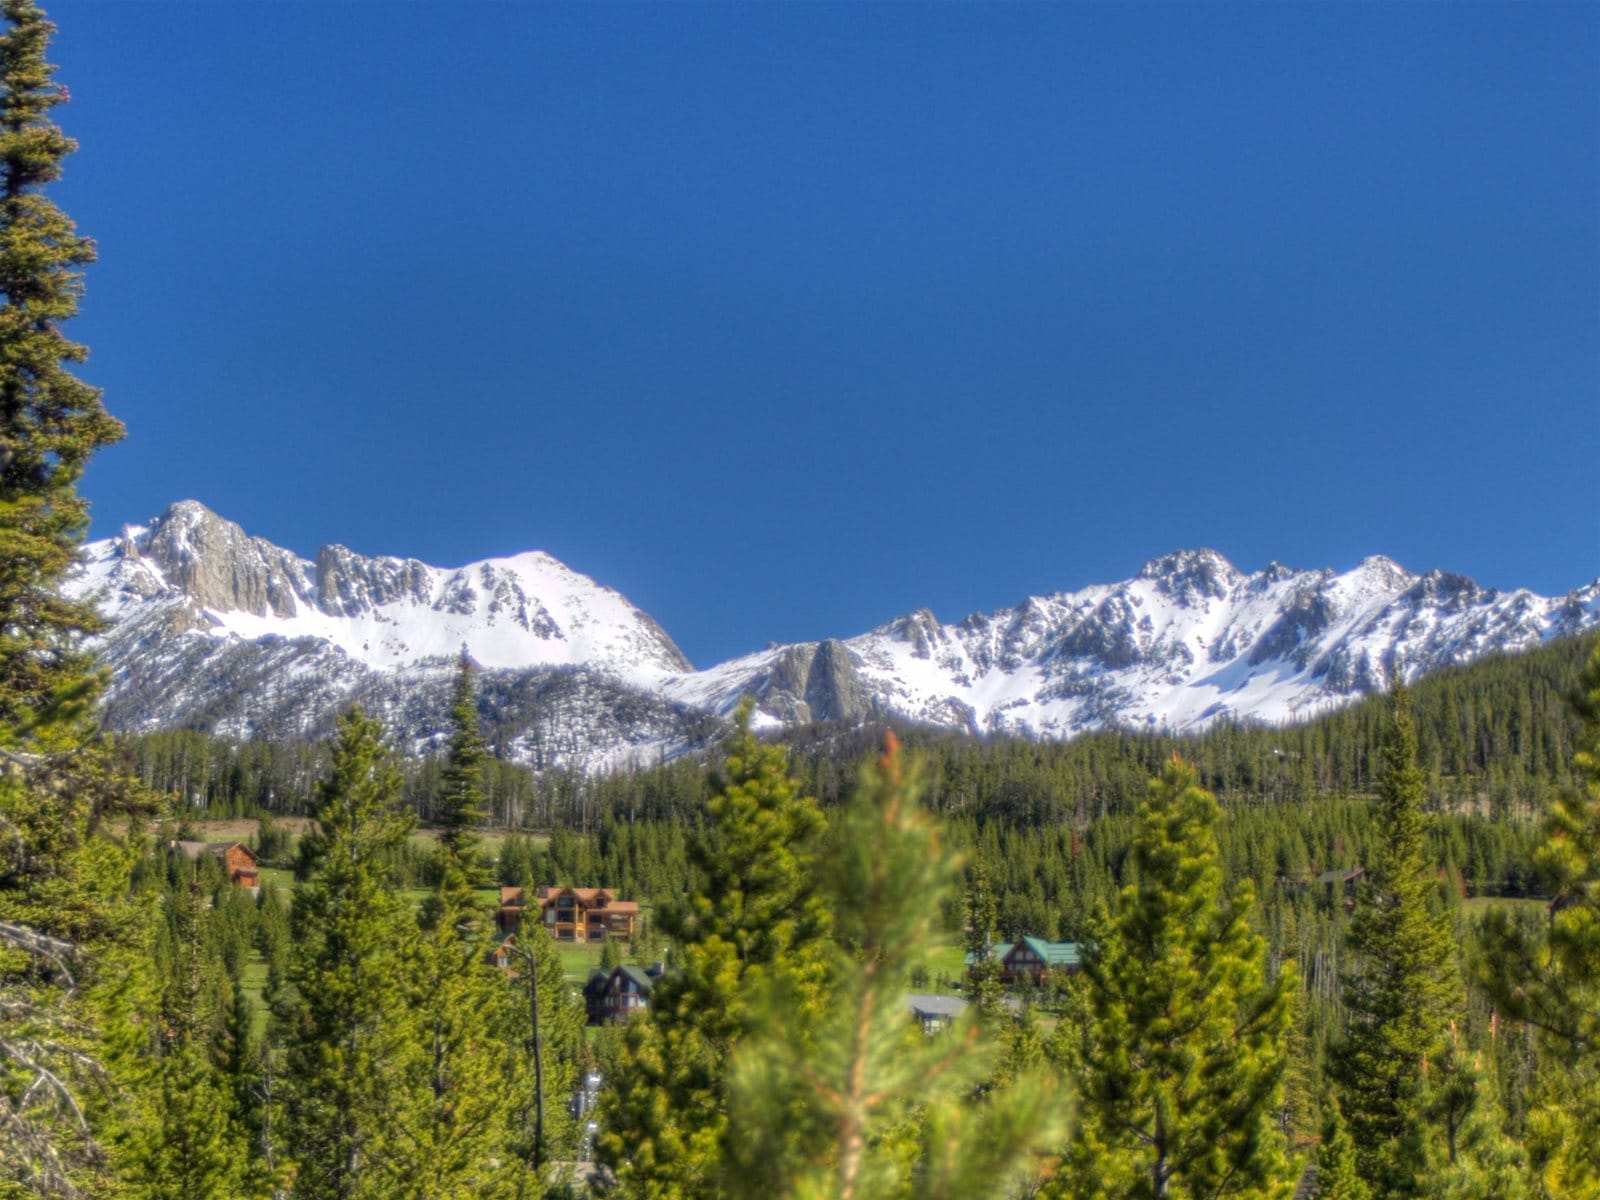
599 706 833 1199
725 733 1058 1199
502 915 584 1179
1051 754 1294 1200
1315 1101 1371 1200
0 2 137 1191
118 882 257 1200
0 0 122 725
389 661 518 1200
963 857 1004 1016
1418 1025 1526 1200
277 709 418 1200
1478 642 1600 1197
1334 686 1460 1198
435 652 487 870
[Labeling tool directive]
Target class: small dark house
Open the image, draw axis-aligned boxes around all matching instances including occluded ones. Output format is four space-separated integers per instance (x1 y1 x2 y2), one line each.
584 964 658 1025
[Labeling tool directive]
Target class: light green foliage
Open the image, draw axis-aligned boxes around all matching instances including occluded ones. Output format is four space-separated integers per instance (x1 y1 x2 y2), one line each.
115 882 259 1200
1477 643 1600 1198
389 661 520 1199
725 732 1059 1200
1315 1101 1371 1200
1335 687 1462 1198
600 705 833 1199
1051 754 1294 1200
502 916 585 1179
1418 1026 1526 1200
277 709 419 1200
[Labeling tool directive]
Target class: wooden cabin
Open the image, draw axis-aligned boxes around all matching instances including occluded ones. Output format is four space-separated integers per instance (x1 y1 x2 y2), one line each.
172 840 260 889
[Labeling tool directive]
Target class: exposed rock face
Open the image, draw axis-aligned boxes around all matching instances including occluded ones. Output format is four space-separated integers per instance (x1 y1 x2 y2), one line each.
66 501 1600 771
141 501 308 619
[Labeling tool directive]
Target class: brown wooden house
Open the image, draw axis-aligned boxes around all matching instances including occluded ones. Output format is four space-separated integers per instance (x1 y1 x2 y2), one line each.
496 885 639 942
173 840 260 889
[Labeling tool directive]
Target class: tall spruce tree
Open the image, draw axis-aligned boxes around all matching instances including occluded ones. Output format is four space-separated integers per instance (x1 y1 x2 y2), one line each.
1050 754 1294 1200
389 657 519 1199
599 706 833 1199
724 733 1058 1200
1333 686 1460 1198
0 2 137 1192
1478 641 1600 1197
277 709 419 1200
0 0 122 725
963 857 1004 1017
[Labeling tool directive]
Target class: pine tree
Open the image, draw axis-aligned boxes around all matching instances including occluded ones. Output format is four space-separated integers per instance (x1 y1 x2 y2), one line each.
1477 642 1600 1197
599 706 834 1199
724 732 1059 1200
118 882 258 1200
1334 686 1460 1198
1051 754 1295 1200
1315 1101 1371 1200
1418 1024 1526 1200
388 661 519 1199
0 0 123 726
0 2 137 1190
502 915 584 1179
277 709 419 1200
963 857 1004 1017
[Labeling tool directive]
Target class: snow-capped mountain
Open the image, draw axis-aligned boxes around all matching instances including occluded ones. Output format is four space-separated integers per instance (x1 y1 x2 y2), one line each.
68 501 1600 770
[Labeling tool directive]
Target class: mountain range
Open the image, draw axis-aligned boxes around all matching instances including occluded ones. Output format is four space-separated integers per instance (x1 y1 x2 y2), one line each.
67 500 1600 771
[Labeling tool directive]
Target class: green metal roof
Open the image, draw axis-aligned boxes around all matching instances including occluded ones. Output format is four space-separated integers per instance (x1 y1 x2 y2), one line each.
964 936 1082 968
1018 936 1081 967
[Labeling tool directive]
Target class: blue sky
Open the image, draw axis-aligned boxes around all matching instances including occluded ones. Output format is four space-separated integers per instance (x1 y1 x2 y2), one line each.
51 1 1600 668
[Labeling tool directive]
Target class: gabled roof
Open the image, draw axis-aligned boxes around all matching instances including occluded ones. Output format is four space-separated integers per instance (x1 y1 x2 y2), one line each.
172 840 256 863
500 886 527 906
964 936 1083 968
614 965 655 994
1013 936 1081 968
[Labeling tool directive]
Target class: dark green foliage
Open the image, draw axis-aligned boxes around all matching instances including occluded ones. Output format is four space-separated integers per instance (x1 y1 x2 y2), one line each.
600 707 833 1199
963 857 1004 1016
391 664 520 1200
1050 755 1294 1200
1333 687 1463 1197
1477 642 1600 1197
0 4 144 1191
0 0 122 728
277 709 418 1200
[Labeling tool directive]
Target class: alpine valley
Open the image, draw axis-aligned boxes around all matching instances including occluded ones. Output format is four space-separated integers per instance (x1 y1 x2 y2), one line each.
69 500 1600 771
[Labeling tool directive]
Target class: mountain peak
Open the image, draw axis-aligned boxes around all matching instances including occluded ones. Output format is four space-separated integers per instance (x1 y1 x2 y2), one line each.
68 502 1600 771
1136 548 1240 601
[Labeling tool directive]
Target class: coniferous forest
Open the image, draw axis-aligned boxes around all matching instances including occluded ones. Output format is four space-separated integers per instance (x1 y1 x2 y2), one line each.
2 2 1598 1198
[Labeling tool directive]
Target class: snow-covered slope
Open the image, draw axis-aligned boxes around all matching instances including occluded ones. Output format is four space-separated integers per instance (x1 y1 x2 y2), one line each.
68 501 1600 769
669 549 1600 739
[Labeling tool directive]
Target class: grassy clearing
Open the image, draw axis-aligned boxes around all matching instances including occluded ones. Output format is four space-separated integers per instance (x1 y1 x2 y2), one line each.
1462 896 1548 916
907 936 966 989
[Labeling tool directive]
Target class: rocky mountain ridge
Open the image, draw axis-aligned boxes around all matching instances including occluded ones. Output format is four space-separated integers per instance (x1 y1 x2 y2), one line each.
68 501 1600 770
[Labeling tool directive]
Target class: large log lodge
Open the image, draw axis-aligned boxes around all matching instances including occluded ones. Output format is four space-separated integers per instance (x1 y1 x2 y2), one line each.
495 885 640 942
